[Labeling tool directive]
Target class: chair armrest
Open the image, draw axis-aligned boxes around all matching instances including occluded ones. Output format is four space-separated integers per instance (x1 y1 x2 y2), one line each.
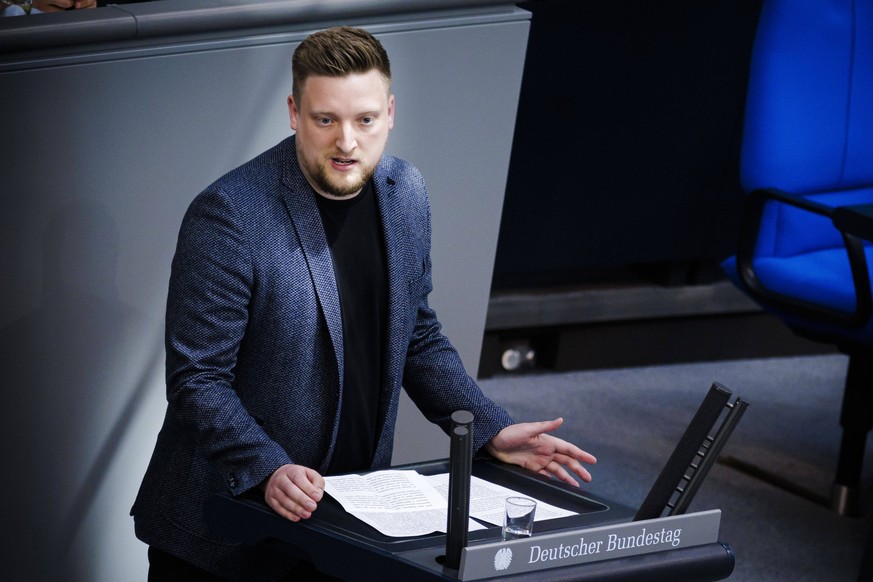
737 188 833 279
833 204 873 241
749 187 835 217
735 188 872 329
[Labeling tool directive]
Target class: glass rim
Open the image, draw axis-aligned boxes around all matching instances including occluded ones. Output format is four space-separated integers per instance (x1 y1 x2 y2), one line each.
505 496 537 506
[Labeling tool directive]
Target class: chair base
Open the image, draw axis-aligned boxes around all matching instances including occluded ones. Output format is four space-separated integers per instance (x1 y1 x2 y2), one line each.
720 456 864 517
831 483 863 517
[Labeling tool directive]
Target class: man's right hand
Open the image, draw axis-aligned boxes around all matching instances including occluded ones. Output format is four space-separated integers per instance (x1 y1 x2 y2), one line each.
262 463 325 522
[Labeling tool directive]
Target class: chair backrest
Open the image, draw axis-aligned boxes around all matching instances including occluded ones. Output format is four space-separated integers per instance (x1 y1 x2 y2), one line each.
742 0 873 194
741 0 873 259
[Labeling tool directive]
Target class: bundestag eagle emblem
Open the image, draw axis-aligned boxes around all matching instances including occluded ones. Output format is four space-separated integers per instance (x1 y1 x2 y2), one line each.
494 547 513 571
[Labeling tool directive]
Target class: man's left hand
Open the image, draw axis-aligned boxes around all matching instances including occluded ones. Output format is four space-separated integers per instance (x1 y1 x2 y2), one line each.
484 418 596 487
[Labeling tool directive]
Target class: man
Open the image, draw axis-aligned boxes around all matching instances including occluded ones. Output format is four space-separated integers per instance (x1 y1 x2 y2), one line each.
131 26 596 581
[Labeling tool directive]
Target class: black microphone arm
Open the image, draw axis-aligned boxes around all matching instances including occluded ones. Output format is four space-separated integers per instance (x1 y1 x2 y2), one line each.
444 410 474 570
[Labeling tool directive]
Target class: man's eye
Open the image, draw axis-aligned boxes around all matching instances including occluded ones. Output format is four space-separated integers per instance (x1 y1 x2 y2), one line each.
361 116 374 125
318 118 332 126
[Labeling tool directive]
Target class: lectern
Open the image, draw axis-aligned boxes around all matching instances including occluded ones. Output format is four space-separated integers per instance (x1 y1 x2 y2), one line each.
206 459 735 581
206 384 745 580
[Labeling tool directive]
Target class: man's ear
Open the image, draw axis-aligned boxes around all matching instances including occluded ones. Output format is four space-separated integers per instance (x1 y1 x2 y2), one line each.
288 95 299 131
387 94 395 130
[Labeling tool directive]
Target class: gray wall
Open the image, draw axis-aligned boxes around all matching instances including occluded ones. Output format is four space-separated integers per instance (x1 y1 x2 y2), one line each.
0 2 529 580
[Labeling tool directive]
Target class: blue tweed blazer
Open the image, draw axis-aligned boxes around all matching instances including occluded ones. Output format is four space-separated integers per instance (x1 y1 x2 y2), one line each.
131 135 513 580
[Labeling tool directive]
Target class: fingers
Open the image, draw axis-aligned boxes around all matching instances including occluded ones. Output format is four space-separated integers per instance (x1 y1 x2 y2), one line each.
542 434 597 466
553 452 595 480
523 417 564 437
264 464 324 522
553 440 597 466
543 460 577 486
533 434 596 485
489 419 598 486
540 457 593 486
567 462 593 484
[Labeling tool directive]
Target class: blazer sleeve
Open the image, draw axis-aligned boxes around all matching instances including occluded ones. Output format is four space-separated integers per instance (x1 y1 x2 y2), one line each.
165 186 292 495
396 171 513 452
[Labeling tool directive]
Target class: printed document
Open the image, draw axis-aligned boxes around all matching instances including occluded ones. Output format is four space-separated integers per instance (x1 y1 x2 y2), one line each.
425 472 577 526
323 469 577 538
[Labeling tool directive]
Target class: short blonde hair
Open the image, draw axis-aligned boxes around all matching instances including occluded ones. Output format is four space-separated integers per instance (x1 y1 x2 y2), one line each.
292 26 392 104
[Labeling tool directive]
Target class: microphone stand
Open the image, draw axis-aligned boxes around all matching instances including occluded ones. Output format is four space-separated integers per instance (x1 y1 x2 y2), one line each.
444 410 474 570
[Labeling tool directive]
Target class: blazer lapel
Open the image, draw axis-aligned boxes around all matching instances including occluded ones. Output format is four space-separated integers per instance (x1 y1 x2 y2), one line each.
373 161 411 444
280 139 345 383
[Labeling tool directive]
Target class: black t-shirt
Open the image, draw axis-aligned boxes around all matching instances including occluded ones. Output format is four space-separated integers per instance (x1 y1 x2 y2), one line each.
316 181 387 475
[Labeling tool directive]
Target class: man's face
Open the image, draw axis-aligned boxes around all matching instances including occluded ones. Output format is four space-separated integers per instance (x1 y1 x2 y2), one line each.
288 70 395 199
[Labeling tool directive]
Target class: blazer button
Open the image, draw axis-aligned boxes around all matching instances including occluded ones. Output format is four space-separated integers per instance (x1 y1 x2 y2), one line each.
228 474 238 488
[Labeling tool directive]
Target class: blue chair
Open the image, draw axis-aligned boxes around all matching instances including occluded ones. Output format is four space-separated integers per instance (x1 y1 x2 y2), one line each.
721 0 873 516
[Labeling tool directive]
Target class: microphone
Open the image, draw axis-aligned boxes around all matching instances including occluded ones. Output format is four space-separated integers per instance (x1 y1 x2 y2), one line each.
444 410 474 570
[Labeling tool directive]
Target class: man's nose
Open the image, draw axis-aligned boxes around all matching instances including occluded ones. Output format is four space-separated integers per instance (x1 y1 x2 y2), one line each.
336 123 357 152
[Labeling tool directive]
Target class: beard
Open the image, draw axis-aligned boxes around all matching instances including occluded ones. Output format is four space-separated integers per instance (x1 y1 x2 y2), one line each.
305 155 375 198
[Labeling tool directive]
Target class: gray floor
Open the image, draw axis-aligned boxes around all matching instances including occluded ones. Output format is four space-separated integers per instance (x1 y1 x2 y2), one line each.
478 354 872 581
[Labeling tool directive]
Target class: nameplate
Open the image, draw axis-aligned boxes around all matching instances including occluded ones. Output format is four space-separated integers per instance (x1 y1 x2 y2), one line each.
457 509 721 581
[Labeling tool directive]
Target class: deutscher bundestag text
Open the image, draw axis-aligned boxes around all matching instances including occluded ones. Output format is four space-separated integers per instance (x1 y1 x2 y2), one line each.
529 527 682 564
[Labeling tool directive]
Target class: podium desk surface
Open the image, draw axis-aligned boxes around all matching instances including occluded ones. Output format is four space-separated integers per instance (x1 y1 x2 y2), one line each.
206 459 735 581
